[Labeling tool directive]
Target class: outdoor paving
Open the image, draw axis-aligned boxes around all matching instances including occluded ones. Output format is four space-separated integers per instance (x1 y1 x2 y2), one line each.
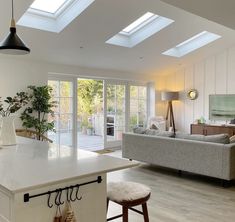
49 132 105 151
77 133 104 151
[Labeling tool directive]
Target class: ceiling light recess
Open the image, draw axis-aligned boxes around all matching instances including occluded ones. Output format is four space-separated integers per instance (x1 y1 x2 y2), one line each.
106 12 174 48
17 0 95 33
162 31 221 58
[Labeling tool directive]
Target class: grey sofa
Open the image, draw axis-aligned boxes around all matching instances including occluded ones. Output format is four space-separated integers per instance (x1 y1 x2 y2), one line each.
122 133 235 182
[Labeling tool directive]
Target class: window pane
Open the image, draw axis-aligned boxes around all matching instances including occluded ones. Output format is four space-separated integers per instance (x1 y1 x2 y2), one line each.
60 130 73 147
48 80 59 97
60 81 73 97
139 86 146 99
49 114 59 131
48 80 74 147
60 98 73 114
48 131 59 144
139 99 146 113
130 99 138 113
129 85 147 130
130 86 138 98
130 113 138 128
59 114 73 131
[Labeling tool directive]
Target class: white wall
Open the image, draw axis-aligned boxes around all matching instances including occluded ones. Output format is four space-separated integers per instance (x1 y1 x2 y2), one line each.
159 46 235 133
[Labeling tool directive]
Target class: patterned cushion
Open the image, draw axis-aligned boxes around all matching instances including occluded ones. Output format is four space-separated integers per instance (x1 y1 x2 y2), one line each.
150 124 158 130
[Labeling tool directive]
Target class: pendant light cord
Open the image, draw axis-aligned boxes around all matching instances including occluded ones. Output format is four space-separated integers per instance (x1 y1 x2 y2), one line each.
12 0 14 19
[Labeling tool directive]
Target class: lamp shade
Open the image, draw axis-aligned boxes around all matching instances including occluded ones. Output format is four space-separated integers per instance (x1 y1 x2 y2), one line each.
161 91 179 101
0 27 30 55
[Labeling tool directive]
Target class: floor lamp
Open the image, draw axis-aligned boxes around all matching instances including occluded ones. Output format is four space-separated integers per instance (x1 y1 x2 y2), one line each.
161 91 179 134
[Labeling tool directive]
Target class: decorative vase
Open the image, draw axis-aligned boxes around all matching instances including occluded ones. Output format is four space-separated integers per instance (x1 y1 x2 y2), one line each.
0 116 17 146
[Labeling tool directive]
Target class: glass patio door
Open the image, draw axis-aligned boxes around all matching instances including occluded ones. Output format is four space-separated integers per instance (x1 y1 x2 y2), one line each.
105 81 126 147
77 78 104 151
129 85 147 130
48 79 74 147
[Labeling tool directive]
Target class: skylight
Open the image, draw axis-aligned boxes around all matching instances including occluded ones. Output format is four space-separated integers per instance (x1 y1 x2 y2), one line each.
17 0 95 33
106 12 174 48
120 12 158 36
30 0 68 14
162 31 221 58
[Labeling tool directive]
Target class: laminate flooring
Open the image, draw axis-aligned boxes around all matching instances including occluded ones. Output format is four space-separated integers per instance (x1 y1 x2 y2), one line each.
107 151 235 222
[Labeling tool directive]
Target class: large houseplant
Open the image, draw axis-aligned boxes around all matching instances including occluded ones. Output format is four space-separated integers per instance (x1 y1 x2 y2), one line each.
20 85 57 141
0 92 29 145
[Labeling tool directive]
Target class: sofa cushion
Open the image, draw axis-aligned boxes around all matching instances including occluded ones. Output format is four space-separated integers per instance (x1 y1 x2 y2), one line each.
176 133 229 144
145 129 159 135
145 129 174 137
157 131 175 137
133 127 146 134
204 134 230 144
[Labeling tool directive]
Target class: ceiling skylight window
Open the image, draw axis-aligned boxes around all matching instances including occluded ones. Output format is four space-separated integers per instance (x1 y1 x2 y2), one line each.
120 12 158 36
30 0 68 14
162 31 221 57
106 12 174 48
17 0 95 33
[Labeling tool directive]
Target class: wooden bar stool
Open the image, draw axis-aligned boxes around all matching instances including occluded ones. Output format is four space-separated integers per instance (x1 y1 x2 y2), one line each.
107 181 151 222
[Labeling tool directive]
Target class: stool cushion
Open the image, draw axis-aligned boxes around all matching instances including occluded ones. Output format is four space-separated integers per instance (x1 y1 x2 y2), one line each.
107 182 151 203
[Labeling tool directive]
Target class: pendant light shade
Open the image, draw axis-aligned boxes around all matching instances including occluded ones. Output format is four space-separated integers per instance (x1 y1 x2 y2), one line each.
0 0 30 55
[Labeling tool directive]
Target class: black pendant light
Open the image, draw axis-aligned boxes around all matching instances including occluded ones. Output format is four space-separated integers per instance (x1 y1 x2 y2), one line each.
0 0 30 55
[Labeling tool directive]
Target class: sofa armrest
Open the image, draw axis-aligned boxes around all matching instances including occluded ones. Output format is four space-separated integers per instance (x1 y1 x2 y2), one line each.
223 144 235 180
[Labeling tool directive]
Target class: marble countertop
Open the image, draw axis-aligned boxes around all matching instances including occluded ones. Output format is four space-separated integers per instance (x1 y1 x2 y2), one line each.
0 137 137 193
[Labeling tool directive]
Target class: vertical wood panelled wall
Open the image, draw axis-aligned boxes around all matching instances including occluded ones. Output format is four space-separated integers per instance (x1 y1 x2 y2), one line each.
163 46 235 133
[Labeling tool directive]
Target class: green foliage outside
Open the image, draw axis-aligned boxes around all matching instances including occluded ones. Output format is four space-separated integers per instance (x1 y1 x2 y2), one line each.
20 85 57 140
77 79 103 129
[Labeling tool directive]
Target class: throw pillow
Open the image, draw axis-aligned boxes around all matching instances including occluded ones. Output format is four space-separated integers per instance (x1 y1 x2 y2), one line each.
133 127 146 134
204 134 230 144
230 135 235 143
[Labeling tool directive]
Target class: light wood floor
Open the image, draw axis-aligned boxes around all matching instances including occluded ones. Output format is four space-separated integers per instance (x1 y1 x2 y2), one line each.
107 151 235 222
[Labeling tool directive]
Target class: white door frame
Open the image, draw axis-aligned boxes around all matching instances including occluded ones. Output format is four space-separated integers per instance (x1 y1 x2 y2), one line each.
49 74 151 150
48 74 78 149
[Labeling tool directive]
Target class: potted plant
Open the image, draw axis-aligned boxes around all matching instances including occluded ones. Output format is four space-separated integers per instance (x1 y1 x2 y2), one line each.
0 92 30 145
87 123 93 136
20 85 57 141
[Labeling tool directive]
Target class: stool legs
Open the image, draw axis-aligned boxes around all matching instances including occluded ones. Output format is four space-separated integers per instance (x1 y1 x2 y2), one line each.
142 203 149 222
122 206 128 222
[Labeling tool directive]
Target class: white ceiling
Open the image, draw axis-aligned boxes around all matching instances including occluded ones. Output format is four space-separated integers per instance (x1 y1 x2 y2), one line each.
160 0 235 31
0 0 235 77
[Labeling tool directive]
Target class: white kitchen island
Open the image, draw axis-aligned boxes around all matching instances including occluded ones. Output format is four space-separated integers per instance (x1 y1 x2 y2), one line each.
0 137 137 222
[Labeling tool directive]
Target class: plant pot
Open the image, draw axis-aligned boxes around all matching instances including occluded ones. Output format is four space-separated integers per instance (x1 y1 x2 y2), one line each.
0 116 17 146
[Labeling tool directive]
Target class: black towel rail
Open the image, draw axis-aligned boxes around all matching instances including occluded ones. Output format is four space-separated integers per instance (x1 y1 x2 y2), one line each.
24 176 102 203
